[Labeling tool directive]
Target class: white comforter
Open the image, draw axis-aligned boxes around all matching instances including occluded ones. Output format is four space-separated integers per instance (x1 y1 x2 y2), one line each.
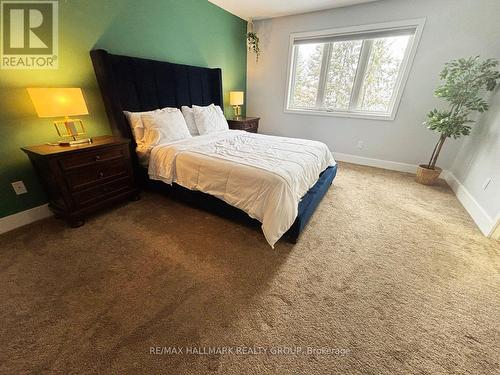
148 130 335 247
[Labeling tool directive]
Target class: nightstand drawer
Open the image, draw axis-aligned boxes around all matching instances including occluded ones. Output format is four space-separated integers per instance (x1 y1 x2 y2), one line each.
227 117 260 133
65 159 129 191
232 123 254 130
72 177 133 207
243 123 258 133
59 146 125 170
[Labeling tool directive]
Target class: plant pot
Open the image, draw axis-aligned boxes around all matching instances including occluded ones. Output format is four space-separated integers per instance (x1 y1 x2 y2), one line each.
416 164 442 185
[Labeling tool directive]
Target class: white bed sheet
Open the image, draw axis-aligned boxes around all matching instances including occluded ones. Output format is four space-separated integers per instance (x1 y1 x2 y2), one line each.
148 130 335 247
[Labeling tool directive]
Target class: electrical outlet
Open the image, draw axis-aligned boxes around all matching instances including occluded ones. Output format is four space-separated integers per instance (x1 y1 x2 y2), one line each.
11 181 28 195
357 141 364 149
482 178 491 191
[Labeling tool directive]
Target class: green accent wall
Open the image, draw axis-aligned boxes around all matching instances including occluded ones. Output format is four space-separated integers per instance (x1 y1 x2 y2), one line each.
0 0 247 218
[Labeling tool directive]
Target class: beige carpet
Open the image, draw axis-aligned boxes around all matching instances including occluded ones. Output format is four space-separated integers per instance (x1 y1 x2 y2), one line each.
1 162 499 374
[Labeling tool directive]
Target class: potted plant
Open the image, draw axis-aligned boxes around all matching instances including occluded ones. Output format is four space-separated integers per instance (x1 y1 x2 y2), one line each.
416 56 499 185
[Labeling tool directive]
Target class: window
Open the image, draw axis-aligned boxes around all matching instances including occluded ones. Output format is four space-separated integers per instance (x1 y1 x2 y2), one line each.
286 19 425 120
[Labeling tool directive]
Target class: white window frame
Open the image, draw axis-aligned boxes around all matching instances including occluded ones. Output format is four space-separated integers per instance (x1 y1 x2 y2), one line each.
284 18 426 121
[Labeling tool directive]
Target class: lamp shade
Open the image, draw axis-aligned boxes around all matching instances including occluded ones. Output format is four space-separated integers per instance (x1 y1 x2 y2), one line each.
27 88 89 118
229 91 244 106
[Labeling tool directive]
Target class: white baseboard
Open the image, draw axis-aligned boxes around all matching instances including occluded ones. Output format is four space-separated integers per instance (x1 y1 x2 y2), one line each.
490 213 500 240
333 152 418 173
442 172 494 236
0 204 52 235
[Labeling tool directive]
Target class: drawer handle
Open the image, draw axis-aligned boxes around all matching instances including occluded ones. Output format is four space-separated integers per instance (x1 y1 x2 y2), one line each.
94 155 101 161
98 171 104 178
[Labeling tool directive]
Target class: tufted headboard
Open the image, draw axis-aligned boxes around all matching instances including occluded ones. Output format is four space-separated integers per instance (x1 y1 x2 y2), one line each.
90 49 223 147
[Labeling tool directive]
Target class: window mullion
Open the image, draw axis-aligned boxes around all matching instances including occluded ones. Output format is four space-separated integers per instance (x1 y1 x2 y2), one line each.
349 40 373 111
315 43 332 109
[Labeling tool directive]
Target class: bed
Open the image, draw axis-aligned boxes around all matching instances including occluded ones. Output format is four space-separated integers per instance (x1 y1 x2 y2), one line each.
90 49 337 247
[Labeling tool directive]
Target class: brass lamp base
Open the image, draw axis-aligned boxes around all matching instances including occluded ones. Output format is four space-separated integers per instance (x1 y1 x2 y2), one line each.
232 105 242 119
54 117 91 146
58 137 92 147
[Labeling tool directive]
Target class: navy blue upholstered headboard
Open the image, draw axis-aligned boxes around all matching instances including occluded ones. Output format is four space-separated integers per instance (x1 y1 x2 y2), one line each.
90 49 223 143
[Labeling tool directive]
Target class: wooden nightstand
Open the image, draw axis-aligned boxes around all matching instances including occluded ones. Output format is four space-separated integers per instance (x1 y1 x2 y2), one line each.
22 136 139 227
227 117 260 133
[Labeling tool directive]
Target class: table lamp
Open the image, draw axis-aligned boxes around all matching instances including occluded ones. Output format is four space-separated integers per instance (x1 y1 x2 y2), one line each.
229 91 244 119
27 88 91 146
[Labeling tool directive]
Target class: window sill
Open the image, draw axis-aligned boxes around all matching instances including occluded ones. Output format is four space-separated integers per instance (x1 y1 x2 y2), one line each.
284 107 395 121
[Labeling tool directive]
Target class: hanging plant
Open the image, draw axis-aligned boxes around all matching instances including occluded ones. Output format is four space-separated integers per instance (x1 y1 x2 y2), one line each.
247 31 260 62
247 19 260 62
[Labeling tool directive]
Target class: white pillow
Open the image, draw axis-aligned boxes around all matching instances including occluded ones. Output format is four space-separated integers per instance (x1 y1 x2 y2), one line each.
193 104 229 135
140 108 191 146
124 107 183 143
181 106 199 136
123 109 158 143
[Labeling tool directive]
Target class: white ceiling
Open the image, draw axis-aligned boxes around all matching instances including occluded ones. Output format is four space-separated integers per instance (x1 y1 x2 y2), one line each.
208 0 379 20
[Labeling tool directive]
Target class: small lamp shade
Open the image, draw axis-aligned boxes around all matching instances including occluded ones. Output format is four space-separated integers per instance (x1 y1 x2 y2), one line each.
27 88 89 118
229 91 244 106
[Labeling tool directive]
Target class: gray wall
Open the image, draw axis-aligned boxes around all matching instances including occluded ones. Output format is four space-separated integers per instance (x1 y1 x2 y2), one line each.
247 0 500 169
